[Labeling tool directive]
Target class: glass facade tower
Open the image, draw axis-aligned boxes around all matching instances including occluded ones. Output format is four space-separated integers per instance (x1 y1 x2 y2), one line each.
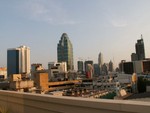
7 50 20 77
57 33 74 71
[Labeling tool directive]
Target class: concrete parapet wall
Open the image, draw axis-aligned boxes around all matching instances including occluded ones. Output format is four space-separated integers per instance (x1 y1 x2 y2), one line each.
0 90 150 113
10 80 34 89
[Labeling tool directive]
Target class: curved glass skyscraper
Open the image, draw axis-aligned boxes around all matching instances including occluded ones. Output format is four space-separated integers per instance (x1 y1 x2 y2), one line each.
57 33 74 71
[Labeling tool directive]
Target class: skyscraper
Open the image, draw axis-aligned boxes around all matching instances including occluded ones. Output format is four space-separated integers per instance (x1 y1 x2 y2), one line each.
93 64 100 75
86 64 94 78
7 46 30 78
135 35 145 60
119 60 126 73
57 33 74 71
109 60 114 72
84 60 93 73
101 63 108 75
98 52 103 74
77 61 83 74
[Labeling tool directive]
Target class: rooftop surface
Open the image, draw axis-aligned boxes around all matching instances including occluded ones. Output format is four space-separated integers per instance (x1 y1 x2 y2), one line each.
125 92 150 101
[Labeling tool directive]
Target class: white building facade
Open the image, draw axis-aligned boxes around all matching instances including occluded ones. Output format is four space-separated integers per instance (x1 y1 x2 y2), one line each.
7 45 30 77
48 62 67 81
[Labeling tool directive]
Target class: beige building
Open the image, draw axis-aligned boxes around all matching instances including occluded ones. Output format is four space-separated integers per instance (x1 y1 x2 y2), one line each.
9 74 34 91
48 62 67 81
0 67 7 80
19 46 30 75
34 72 49 92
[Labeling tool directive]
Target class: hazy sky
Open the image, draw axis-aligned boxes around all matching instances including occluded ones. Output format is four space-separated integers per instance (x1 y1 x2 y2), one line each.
0 0 150 69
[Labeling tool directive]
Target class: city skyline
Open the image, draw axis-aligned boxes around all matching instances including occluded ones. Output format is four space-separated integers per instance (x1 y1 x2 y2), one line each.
1 0 150 69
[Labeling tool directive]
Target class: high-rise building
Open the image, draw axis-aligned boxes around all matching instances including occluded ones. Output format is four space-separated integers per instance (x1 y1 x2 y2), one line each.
84 60 93 73
135 35 145 60
119 60 126 73
101 63 108 75
123 62 134 74
93 64 100 75
7 45 30 78
109 60 114 72
77 61 83 74
86 64 94 78
98 52 103 74
57 33 74 71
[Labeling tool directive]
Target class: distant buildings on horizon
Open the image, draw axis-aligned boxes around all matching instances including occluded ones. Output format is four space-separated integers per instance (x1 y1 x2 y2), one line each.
120 34 150 75
77 52 114 77
5 33 150 79
98 52 103 75
131 34 145 61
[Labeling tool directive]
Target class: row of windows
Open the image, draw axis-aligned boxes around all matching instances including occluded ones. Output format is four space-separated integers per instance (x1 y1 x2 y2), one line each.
57 48 73 52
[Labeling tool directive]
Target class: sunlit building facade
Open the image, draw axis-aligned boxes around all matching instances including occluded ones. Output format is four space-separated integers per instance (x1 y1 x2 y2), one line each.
7 45 30 77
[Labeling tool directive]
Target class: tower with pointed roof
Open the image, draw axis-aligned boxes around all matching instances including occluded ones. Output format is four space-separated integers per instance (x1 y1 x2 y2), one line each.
98 52 103 74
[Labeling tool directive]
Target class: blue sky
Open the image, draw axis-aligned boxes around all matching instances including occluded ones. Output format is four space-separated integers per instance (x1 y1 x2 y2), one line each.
0 0 150 69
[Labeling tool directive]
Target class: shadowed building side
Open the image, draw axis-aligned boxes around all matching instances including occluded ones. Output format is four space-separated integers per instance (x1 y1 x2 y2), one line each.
135 35 145 60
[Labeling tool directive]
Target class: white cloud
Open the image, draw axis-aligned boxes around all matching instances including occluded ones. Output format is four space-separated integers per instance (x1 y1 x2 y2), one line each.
21 0 77 25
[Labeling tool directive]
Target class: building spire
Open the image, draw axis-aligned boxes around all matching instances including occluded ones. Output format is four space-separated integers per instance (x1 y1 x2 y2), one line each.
141 34 143 39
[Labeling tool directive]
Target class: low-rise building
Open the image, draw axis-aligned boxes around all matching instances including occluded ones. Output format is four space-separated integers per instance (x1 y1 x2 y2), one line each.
122 60 150 74
34 72 49 92
0 67 7 80
9 74 34 92
31 63 44 79
48 62 67 81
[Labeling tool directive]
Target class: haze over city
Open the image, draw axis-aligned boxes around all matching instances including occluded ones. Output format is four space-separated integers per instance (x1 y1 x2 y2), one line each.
0 0 150 69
